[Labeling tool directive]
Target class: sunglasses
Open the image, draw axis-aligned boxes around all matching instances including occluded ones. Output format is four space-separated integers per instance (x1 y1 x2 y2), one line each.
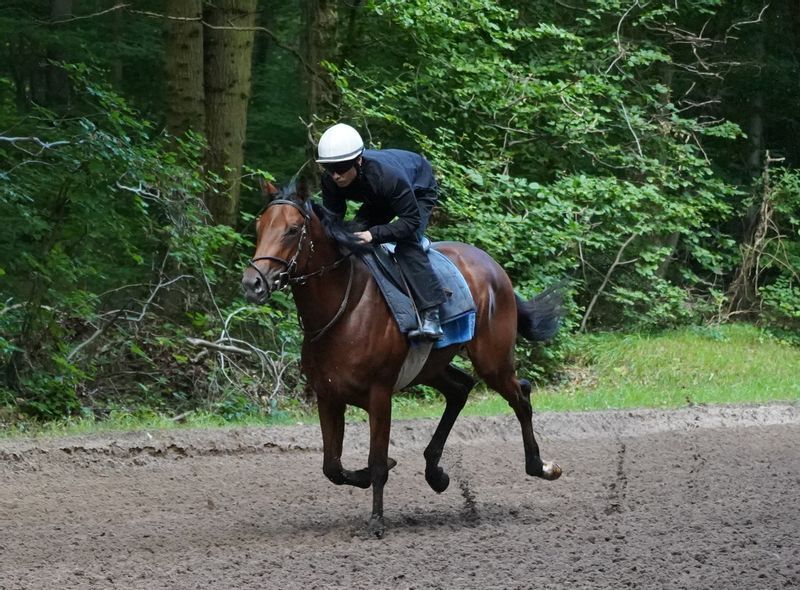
322 160 357 175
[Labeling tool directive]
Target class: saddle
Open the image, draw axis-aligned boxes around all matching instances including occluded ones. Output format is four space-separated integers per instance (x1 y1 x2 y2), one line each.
360 238 476 350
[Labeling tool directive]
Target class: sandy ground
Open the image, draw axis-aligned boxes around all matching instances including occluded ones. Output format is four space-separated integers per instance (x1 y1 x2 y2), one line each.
1 403 799 590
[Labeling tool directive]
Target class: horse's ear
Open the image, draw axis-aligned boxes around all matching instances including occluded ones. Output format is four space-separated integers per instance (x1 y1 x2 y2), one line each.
259 177 280 198
296 176 311 202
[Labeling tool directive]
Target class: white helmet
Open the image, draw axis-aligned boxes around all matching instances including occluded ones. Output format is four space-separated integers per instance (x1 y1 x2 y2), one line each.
316 123 364 163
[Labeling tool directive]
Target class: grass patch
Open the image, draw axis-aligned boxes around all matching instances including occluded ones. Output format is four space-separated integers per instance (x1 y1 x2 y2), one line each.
0 407 314 440
535 323 800 411
379 323 800 417
3 324 798 438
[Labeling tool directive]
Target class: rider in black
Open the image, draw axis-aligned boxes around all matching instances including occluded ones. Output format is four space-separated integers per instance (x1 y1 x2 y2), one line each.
317 123 446 340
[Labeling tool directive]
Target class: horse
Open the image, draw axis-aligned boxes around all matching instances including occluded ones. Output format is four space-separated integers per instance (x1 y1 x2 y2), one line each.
241 179 563 538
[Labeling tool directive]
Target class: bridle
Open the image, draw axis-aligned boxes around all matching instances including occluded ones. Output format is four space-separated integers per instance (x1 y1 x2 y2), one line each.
248 198 353 342
248 198 350 287
248 198 312 289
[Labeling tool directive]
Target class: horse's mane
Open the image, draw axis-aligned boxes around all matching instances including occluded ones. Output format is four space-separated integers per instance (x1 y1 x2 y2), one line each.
310 201 373 255
269 178 374 255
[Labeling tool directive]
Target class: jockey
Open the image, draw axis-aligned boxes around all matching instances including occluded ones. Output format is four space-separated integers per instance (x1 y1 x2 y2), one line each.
316 122 446 341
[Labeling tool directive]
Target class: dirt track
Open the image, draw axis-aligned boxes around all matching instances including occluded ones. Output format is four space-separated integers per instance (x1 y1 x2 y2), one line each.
1 403 799 590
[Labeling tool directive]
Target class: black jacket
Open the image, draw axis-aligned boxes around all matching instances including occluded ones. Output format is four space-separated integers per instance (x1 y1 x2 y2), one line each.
321 149 438 244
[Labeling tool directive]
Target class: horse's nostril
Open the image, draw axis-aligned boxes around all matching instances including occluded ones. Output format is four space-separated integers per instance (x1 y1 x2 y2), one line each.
243 271 273 304
243 274 263 294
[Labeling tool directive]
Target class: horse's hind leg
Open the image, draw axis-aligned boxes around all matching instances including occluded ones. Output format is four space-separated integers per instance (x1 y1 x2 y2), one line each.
485 371 561 480
468 326 561 480
466 284 561 480
420 364 476 493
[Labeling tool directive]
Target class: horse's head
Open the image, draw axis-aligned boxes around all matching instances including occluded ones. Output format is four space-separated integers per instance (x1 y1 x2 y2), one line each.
242 178 313 303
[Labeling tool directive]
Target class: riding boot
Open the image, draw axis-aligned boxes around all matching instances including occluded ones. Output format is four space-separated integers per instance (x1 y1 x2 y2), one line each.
409 308 444 341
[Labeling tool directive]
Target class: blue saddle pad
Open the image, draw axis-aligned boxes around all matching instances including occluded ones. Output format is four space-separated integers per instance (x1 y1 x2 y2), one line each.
360 241 476 349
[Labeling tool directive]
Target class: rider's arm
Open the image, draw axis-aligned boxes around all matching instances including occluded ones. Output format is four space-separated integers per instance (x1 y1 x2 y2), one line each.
365 167 420 244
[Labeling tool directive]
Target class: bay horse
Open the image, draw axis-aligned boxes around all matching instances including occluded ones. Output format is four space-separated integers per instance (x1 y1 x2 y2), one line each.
241 180 563 537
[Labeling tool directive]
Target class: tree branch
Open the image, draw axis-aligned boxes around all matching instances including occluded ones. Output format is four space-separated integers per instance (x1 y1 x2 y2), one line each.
45 3 130 25
43 4 318 80
725 4 770 39
186 337 252 356
620 102 644 159
0 136 71 156
126 9 318 78
581 233 639 332
605 0 640 75
0 302 25 317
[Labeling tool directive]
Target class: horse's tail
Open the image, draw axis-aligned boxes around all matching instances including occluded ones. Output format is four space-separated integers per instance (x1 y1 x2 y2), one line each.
515 282 565 342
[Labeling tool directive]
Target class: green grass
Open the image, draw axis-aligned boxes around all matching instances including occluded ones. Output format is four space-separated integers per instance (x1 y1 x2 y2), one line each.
3 323 799 438
0 407 311 440
352 323 800 420
534 323 800 411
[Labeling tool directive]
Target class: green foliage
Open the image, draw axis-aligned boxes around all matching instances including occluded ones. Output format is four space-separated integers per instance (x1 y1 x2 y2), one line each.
758 168 800 332
0 66 302 421
2 1 800 427
3 322 797 436
334 0 744 340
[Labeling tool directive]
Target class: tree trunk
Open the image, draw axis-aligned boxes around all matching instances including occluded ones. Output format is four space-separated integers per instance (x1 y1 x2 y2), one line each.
46 0 72 109
340 0 362 72
656 62 680 279
203 0 257 227
165 0 205 137
8 36 33 110
747 94 764 174
111 0 124 87
725 152 778 318
302 0 340 181
747 22 765 176
302 0 339 121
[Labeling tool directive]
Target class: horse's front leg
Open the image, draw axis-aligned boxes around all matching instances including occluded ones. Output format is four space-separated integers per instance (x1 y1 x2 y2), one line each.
318 395 371 488
366 385 393 538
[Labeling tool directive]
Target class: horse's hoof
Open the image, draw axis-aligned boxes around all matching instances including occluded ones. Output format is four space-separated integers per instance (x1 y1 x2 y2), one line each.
425 467 450 493
526 460 563 480
367 515 386 539
542 461 562 480
388 457 397 470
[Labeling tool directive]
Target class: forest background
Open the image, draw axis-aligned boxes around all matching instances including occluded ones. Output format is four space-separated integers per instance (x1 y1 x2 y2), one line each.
1 0 798 424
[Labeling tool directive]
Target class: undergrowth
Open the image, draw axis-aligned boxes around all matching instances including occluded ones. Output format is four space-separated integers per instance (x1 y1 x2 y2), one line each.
2 323 798 439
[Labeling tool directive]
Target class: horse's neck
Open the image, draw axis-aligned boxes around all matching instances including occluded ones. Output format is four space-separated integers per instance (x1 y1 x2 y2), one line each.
290 239 368 336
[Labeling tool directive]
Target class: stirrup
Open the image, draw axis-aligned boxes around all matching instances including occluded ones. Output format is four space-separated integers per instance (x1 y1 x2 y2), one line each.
409 310 444 341
408 326 442 341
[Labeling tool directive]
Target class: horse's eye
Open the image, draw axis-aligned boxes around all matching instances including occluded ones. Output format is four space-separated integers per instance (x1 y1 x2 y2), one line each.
286 224 302 236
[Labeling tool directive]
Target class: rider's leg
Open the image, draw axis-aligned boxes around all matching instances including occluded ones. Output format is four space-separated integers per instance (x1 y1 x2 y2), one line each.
396 239 446 339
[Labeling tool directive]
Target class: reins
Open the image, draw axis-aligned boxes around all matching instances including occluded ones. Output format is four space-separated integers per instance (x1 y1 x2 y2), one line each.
302 256 355 343
249 198 354 341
